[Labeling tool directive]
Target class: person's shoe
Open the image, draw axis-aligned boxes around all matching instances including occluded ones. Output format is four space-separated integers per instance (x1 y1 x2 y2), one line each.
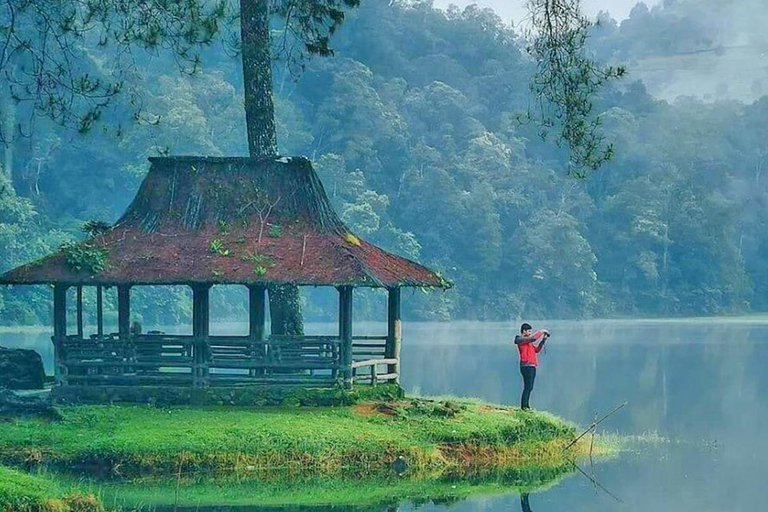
521 406 531 412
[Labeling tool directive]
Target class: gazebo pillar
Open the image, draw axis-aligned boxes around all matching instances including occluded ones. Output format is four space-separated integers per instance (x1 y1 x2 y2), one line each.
338 286 353 389
76 285 84 339
117 285 131 339
52 285 68 385
385 287 402 383
192 284 211 387
96 285 104 337
248 284 267 376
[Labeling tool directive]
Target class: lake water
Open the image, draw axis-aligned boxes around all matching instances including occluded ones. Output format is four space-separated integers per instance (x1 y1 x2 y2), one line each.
2 319 767 510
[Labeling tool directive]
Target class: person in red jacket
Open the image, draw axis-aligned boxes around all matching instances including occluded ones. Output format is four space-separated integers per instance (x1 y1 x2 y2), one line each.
514 323 550 410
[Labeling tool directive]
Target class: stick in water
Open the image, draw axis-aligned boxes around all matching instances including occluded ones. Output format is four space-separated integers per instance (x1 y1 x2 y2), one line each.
566 401 628 450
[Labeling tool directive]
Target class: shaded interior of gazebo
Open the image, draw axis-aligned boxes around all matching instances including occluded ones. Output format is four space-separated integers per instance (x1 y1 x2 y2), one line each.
0 156 449 391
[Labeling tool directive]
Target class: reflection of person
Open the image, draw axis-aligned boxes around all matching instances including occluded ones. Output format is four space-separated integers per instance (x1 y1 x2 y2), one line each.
521 493 533 512
514 323 550 410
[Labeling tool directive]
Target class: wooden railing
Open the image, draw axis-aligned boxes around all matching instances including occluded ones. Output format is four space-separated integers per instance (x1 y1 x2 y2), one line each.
56 334 342 388
351 358 398 386
351 335 397 385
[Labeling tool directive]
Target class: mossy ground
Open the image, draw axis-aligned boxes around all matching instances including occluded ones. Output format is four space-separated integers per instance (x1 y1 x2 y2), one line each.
0 396 597 509
0 398 579 477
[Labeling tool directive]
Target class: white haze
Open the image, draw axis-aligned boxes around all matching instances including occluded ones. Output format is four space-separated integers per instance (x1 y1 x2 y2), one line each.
432 0 662 25
433 0 768 103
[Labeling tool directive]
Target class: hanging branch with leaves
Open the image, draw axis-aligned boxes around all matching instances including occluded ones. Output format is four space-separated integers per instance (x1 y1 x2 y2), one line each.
525 0 625 178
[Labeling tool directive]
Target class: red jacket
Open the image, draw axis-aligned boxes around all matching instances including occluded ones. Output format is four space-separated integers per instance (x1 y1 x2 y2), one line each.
515 330 546 367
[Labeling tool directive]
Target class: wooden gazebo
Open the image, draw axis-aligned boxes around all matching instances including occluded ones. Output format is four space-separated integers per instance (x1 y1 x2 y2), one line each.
0 156 449 393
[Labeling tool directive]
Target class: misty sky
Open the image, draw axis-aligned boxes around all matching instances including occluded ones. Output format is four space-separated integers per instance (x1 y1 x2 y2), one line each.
433 0 662 24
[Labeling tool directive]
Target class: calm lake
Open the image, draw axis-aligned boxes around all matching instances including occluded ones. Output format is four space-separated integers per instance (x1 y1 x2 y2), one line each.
2 318 767 511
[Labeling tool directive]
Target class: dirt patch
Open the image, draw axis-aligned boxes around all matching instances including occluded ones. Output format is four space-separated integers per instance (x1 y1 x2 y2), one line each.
478 405 513 414
352 401 409 417
352 403 378 416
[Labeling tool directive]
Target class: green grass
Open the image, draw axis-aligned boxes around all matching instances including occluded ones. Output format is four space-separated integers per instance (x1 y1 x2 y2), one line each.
0 399 577 477
0 466 103 512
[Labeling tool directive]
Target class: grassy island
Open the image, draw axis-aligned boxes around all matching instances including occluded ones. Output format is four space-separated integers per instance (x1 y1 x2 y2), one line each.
0 400 579 477
0 393 596 510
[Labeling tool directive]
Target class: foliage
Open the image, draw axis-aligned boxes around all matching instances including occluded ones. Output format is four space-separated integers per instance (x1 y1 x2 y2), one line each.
59 242 108 275
1 0 767 323
209 239 231 257
267 224 283 238
81 220 111 237
525 0 625 177
0 0 363 143
241 250 273 266
0 466 104 512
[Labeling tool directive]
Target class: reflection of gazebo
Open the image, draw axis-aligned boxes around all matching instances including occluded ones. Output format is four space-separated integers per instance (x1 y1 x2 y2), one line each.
0 156 449 392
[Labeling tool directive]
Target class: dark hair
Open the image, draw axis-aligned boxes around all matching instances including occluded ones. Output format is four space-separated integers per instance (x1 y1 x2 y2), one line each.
520 323 532 333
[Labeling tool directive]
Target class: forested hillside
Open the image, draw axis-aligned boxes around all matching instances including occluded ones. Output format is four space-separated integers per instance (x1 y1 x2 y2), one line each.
2 0 767 324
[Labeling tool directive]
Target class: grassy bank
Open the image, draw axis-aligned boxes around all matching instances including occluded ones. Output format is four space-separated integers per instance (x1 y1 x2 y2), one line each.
0 399 580 478
0 466 103 512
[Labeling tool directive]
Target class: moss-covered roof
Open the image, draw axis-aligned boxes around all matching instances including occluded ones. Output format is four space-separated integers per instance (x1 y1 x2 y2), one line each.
0 156 449 288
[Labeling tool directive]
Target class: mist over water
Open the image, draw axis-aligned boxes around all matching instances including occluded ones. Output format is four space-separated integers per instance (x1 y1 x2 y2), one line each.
4 319 768 510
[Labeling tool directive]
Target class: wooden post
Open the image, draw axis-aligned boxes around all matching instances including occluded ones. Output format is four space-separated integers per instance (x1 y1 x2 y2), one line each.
338 286 353 389
117 285 131 377
96 285 104 337
117 285 131 340
248 285 266 377
386 287 402 383
76 285 84 339
52 285 68 385
193 285 211 387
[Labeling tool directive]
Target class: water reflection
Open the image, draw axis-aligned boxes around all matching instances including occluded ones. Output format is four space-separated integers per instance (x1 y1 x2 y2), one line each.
520 493 532 512
58 465 574 511
4 319 768 510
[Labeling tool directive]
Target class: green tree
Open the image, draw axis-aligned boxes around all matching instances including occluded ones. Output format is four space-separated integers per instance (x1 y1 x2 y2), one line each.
1 0 362 335
525 0 625 176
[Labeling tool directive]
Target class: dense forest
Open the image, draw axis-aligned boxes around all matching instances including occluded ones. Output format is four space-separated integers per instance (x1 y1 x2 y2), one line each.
2 0 767 324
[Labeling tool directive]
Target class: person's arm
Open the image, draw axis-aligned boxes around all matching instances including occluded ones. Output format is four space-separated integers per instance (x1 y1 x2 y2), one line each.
515 331 543 345
534 330 550 353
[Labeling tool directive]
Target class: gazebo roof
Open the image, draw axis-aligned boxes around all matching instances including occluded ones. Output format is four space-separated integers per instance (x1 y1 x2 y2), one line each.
0 156 450 289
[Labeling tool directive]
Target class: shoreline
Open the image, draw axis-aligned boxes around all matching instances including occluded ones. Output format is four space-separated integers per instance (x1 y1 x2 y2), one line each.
0 396 599 509
8 312 768 334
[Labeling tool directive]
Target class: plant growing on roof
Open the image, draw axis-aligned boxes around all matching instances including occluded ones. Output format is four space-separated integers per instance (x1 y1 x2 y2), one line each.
82 220 112 245
210 239 231 257
268 224 282 238
60 241 109 274
254 266 268 278
242 250 273 266
82 220 111 237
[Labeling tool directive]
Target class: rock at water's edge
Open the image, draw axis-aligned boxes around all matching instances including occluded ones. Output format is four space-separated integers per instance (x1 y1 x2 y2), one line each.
0 346 46 390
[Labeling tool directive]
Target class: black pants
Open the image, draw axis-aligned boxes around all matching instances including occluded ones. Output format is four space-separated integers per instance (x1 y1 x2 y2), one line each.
520 365 536 409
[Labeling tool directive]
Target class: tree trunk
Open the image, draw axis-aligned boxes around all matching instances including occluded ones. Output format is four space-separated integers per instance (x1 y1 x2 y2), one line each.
240 0 278 157
268 284 304 336
240 0 303 335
